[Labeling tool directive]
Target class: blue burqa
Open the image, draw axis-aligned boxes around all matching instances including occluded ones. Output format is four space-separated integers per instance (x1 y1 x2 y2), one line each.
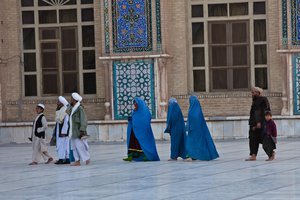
126 97 160 161
186 95 219 161
164 98 187 159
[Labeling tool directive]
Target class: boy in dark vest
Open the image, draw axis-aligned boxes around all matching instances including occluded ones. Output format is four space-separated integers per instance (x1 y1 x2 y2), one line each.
29 104 53 165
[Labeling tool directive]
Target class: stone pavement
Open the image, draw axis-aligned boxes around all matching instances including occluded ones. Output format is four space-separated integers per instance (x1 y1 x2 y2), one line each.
0 138 300 200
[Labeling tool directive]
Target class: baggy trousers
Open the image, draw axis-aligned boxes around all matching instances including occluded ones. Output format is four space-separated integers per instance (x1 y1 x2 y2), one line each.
249 127 263 156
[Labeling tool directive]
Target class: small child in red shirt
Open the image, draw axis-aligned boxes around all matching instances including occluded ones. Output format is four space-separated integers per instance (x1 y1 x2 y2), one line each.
263 111 277 161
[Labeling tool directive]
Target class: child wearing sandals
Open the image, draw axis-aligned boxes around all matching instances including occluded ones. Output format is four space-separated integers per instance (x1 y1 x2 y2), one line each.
263 111 277 161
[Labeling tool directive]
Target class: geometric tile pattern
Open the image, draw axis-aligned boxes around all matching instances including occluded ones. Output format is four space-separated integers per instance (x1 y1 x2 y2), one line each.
113 59 156 119
112 0 153 53
293 55 300 114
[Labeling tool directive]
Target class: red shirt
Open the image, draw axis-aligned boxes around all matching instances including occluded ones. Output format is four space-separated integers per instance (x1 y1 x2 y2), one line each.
266 119 277 137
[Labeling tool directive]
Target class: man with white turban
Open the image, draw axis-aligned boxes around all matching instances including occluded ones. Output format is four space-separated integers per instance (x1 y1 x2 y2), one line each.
246 86 271 161
29 104 53 165
54 96 70 165
68 92 90 166
251 86 263 95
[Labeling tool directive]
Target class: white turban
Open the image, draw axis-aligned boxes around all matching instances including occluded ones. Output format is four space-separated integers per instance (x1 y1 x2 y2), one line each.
37 103 45 109
251 86 263 94
58 96 69 106
72 92 82 102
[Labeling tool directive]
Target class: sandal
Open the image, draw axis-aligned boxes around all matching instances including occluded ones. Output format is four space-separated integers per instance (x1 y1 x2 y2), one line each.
45 157 53 164
71 161 81 166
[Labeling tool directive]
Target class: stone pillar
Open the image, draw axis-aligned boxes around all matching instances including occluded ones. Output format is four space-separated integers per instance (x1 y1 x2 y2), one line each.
103 61 112 120
281 54 289 115
158 58 168 118
278 51 295 116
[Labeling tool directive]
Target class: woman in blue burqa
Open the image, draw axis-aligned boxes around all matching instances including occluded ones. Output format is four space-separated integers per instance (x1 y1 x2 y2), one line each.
186 95 219 161
123 97 160 162
164 98 187 161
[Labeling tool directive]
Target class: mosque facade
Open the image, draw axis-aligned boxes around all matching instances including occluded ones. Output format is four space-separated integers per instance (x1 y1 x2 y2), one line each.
0 0 299 141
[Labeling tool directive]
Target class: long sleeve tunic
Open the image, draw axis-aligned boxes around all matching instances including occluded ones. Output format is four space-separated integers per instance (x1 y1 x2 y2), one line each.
265 119 277 138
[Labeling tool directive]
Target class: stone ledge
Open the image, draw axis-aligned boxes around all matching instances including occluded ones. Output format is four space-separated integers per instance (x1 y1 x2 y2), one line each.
99 54 172 60
1 115 300 127
173 92 283 99
6 98 106 105
0 117 300 144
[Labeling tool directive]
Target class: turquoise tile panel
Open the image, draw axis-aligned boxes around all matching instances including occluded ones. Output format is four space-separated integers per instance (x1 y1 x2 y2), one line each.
113 59 156 119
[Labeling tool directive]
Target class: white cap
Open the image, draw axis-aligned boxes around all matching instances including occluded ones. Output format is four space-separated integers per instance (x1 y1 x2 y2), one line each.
37 103 45 109
251 86 263 94
58 96 69 106
71 92 82 102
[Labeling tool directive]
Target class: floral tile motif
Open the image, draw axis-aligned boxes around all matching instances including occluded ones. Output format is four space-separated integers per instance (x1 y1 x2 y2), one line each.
113 59 156 119
291 0 300 45
112 0 152 53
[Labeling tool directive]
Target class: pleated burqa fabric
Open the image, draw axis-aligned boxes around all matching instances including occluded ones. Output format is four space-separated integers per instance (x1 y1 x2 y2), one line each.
186 95 219 161
164 98 187 159
126 97 160 161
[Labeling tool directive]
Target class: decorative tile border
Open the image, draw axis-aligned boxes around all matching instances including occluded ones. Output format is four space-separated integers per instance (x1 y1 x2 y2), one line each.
293 54 300 114
155 0 162 52
104 0 110 54
282 0 288 47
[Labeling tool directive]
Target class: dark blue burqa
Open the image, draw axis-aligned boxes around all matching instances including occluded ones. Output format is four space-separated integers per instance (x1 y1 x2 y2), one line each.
186 95 219 161
164 98 187 159
126 97 160 161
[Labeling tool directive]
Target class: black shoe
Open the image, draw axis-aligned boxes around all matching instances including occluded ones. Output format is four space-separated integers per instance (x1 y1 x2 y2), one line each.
28 137 32 142
54 159 64 165
63 159 70 164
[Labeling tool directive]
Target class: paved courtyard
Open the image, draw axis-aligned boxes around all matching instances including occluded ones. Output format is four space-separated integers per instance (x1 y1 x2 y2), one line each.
0 138 300 200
